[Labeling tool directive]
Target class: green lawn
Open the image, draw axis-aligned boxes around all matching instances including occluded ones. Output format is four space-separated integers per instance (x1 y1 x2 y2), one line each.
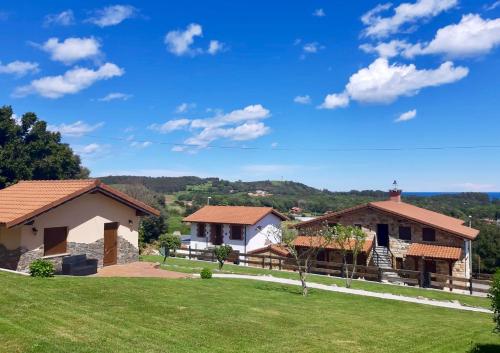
142 255 491 309
0 272 498 353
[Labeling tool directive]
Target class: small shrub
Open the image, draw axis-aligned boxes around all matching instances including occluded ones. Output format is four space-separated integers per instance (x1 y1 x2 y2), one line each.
214 244 233 270
29 259 54 277
200 268 212 279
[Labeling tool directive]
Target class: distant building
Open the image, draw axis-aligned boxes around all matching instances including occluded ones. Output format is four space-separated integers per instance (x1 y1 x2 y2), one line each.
184 206 288 254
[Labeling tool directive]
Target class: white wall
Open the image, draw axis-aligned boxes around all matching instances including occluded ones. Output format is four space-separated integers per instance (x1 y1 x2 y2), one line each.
188 213 283 253
0 192 140 251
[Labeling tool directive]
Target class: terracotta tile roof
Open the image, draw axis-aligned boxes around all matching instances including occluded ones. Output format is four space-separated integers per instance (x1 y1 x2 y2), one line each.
247 244 290 257
183 205 288 225
406 243 462 261
295 200 479 240
294 236 373 253
0 179 160 228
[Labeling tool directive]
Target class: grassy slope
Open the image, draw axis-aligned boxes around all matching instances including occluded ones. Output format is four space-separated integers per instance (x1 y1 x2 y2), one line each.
0 272 499 353
141 255 491 309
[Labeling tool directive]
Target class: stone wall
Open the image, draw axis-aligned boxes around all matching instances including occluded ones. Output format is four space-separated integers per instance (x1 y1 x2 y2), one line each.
307 206 469 278
0 236 138 273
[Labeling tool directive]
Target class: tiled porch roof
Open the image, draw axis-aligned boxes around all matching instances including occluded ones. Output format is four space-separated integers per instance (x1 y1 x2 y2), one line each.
294 236 373 253
406 243 462 261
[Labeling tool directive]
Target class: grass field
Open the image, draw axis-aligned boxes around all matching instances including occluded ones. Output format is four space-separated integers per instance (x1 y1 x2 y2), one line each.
0 271 499 353
141 255 491 309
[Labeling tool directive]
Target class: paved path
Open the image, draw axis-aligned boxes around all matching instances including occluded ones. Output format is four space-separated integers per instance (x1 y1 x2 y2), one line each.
96 262 190 278
211 274 492 313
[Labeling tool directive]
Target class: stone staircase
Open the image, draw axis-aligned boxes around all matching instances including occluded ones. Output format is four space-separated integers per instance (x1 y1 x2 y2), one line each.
372 246 404 284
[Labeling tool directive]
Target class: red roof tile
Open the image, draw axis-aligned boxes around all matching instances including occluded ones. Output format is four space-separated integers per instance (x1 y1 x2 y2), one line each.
406 243 462 261
294 236 373 253
0 179 160 228
183 205 288 225
247 244 290 257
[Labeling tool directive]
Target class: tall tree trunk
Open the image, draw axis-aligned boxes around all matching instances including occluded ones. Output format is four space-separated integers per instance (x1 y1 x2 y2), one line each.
347 252 358 288
298 269 308 296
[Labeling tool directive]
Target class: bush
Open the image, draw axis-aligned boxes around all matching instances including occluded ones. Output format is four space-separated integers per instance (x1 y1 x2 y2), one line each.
489 269 500 333
214 244 233 270
29 259 54 277
200 268 212 279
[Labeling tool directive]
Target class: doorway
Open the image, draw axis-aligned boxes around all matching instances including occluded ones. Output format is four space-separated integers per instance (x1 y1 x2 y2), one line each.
211 224 223 245
103 222 118 266
376 224 389 247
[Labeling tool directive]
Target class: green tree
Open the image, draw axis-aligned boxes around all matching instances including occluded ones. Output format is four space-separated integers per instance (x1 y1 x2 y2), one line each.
489 269 500 333
0 106 88 188
331 224 367 288
213 244 233 270
158 233 182 262
139 215 168 244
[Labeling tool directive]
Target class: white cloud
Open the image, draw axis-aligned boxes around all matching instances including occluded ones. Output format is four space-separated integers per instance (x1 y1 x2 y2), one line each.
303 42 324 53
294 95 311 104
319 93 350 109
44 10 75 26
39 37 101 64
404 14 500 58
130 141 152 148
152 104 271 151
362 0 458 38
208 40 225 55
271 142 279 148
149 118 191 133
395 109 417 122
0 61 39 77
320 58 468 108
48 121 104 137
165 23 203 56
359 40 411 58
485 1 500 11
98 92 132 102
175 102 196 113
79 143 102 155
313 9 326 17
86 5 138 27
14 63 124 99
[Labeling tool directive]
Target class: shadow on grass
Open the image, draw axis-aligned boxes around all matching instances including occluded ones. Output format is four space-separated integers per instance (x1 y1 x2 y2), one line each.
254 283 317 296
468 343 500 353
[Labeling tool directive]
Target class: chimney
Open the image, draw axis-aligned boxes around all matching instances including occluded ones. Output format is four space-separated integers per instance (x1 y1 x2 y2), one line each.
389 180 402 202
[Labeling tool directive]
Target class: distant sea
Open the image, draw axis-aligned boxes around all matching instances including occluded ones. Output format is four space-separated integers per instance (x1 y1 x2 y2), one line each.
404 192 500 201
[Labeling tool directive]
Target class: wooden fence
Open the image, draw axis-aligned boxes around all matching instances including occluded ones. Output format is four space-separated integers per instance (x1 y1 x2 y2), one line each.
180 247 492 295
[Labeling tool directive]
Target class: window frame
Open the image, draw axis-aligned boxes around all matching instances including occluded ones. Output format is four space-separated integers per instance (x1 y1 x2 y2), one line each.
398 226 412 241
43 227 68 256
422 227 436 242
197 223 206 238
230 224 243 240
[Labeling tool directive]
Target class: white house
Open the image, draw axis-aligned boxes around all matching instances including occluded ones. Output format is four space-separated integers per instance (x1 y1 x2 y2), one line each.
0 179 159 272
183 205 288 254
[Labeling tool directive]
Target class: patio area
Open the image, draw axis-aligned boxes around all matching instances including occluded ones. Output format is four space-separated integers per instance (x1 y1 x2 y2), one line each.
96 261 191 278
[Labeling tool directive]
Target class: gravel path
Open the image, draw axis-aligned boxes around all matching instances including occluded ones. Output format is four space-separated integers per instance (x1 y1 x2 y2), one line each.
211 273 492 313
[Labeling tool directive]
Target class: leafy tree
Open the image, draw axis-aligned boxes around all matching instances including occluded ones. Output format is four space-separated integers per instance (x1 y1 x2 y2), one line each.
489 269 500 333
158 233 182 262
268 224 333 296
331 224 367 288
139 215 167 244
0 106 88 188
213 244 233 270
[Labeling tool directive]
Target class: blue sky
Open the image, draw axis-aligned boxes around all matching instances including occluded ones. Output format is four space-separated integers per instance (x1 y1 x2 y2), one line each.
1 0 499 191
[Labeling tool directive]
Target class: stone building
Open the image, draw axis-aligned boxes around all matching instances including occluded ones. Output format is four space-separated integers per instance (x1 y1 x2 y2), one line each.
0 179 159 272
294 188 479 280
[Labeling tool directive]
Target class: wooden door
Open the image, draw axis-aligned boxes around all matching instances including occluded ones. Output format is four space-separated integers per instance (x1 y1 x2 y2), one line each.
103 222 118 266
376 224 389 247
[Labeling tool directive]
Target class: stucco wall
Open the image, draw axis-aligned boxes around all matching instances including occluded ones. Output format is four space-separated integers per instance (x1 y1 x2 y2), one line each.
0 192 141 272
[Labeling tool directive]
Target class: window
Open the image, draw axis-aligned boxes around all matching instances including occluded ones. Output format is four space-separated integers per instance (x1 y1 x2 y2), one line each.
422 227 436 242
197 223 206 238
43 227 67 256
230 225 243 240
399 226 412 241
